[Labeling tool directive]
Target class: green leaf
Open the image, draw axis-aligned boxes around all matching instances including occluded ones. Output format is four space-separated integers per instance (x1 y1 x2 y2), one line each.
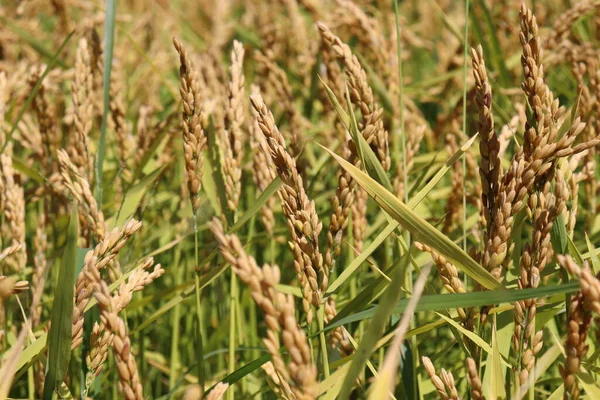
343 85 392 191
320 364 351 399
435 313 510 368
217 354 270 388
133 181 282 332
551 213 569 255
133 262 227 333
320 76 392 190
42 204 79 399
585 234 600 274
320 144 502 290
428 0 464 44
12 158 45 184
325 282 579 331
338 241 411 400
229 177 282 232
578 370 600 398
12 335 47 373
95 0 117 206
201 149 223 218
132 115 175 181
409 134 477 208
326 134 477 295
567 234 584 266
547 385 564 400
327 221 397 295
489 324 507 400
367 369 393 400
328 255 404 325
114 166 165 226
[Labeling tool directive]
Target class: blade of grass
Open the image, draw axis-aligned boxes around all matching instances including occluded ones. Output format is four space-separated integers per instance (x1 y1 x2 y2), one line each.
229 178 282 232
114 166 165 226
436 313 511 367
325 282 579 331
115 24 178 101
0 329 27 399
394 0 407 205
320 145 502 290
320 77 392 190
42 204 79 399
132 114 176 181
217 355 271 389
338 239 412 400
95 0 117 206
320 364 351 398
428 0 464 44
330 253 406 325
368 265 431 399
327 135 476 295
461 0 471 253
489 322 507 399
12 158 46 184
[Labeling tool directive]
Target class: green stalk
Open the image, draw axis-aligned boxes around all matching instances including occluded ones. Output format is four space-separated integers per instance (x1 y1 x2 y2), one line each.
228 207 239 400
394 0 407 208
269 232 276 264
228 268 238 400
28 363 34 399
395 2 417 396
169 247 183 389
193 220 205 393
95 0 116 206
461 0 471 253
317 305 330 379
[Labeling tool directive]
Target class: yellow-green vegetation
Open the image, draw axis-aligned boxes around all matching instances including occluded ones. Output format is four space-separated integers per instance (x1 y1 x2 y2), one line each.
1 1 600 399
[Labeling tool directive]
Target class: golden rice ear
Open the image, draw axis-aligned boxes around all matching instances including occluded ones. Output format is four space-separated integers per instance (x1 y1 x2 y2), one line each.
221 40 245 213
422 356 459 400
465 358 485 400
317 22 390 172
250 92 325 324
5 0 600 398
70 37 94 178
88 265 144 400
249 83 277 236
71 220 142 353
253 50 304 161
209 217 317 399
472 44 500 232
0 145 26 272
57 149 106 242
173 37 207 216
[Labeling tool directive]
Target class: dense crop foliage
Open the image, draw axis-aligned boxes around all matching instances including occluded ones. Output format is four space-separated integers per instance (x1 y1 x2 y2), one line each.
1 1 600 399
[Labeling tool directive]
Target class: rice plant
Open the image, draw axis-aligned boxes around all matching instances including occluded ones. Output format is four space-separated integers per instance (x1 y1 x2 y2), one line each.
1 1 600 399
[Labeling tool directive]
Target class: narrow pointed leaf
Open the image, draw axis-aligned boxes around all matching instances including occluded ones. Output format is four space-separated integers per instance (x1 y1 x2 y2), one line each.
42 204 79 399
325 282 579 331
338 242 411 400
489 325 507 399
320 144 502 290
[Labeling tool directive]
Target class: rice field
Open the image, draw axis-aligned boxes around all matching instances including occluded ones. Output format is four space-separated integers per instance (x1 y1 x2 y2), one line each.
1 0 600 399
